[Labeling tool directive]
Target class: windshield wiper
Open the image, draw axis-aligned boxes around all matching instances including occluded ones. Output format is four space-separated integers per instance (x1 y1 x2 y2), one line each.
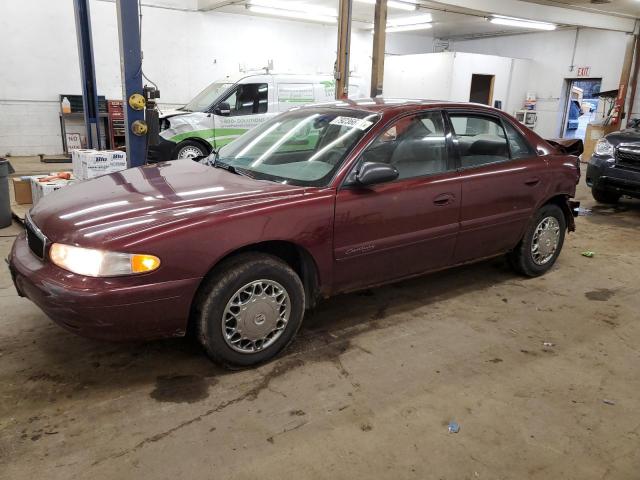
207 151 254 178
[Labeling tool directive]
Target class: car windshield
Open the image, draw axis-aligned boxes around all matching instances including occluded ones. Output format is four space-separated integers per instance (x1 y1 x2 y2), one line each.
210 107 380 187
183 82 233 112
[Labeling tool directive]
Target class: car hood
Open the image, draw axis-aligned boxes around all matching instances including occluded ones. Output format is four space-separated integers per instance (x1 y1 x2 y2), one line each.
30 161 305 247
606 128 640 146
160 109 189 119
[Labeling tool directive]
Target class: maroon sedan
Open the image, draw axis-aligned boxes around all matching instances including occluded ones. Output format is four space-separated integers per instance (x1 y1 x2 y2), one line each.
9 100 580 367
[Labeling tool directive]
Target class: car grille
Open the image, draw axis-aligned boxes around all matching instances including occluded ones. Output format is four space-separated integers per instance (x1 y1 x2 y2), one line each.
616 145 640 170
25 214 47 260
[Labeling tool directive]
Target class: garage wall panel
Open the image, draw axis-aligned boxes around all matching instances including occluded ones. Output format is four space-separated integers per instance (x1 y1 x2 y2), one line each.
453 28 629 138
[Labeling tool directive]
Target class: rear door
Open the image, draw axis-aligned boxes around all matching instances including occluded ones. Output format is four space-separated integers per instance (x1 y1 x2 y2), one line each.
332 110 461 292
447 111 548 263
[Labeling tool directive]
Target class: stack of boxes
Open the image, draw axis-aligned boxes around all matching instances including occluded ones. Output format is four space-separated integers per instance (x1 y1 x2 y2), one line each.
71 149 127 180
18 150 128 206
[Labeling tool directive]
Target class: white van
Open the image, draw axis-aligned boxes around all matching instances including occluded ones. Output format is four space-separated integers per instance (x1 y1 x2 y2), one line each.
149 73 363 161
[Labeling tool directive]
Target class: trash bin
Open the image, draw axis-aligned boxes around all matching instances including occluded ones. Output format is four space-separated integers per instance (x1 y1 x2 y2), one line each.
0 158 15 228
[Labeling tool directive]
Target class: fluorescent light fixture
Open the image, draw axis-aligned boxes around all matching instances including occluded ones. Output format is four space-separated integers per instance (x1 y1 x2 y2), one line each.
248 5 337 22
355 0 416 11
386 23 432 32
248 0 337 21
388 13 432 26
490 15 556 30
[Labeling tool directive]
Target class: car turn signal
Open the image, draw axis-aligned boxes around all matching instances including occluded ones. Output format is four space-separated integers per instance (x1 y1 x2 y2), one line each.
131 254 161 273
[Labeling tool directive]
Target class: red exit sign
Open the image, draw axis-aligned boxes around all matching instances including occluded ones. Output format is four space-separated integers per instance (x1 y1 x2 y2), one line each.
576 66 591 77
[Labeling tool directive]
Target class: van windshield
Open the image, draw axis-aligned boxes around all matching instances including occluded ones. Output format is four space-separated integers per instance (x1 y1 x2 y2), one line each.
209 107 380 187
183 82 233 112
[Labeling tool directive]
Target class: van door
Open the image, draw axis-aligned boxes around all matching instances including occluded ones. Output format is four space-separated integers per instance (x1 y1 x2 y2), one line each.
276 83 315 112
212 81 275 147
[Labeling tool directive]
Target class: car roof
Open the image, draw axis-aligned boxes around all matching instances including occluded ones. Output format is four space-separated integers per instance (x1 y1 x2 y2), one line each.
297 98 504 115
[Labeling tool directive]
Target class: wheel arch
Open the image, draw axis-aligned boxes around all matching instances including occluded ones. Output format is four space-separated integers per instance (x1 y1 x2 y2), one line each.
174 137 212 157
189 240 321 331
541 193 576 232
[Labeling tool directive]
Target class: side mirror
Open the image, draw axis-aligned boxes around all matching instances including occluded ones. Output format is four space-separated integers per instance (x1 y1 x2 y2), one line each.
356 162 399 186
213 102 231 116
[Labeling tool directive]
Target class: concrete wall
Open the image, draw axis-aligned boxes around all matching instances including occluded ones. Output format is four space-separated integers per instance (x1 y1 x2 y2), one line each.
0 1 434 156
452 28 631 138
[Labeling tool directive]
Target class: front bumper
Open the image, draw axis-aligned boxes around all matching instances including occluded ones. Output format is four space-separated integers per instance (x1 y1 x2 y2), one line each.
8 233 201 341
586 155 640 198
147 137 177 163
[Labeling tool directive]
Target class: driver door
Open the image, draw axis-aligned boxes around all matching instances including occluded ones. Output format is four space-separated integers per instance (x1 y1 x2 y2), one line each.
332 110 461 293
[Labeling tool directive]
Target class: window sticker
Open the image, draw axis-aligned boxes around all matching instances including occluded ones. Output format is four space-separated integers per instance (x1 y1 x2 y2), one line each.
330 116 374 130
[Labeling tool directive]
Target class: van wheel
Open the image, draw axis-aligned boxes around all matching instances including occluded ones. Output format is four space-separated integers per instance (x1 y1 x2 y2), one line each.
195 253 305 368
508 204 566 277
591 187 620 204
174 140 208 160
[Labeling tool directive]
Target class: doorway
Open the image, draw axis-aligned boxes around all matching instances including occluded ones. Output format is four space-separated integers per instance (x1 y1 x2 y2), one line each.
561 78 602 140
469 74 495 105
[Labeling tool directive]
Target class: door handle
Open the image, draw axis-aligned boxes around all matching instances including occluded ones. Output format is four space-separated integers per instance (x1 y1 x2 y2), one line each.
524 177 541 186
433 193 455 206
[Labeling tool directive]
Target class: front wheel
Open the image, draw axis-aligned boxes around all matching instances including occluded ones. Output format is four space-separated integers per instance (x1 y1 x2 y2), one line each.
174 139 209 160
508 204 566 277
591 187 620 204
195 253 305 368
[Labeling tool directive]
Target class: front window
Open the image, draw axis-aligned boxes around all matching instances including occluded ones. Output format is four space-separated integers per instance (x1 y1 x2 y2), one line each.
183 82 233 112
211 108 379 187
222 83 269 116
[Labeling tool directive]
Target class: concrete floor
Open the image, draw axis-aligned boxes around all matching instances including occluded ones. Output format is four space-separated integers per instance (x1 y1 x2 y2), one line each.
1 170 639 479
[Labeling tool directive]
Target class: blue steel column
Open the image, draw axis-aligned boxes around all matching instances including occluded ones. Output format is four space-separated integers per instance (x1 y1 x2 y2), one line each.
72 0 102 150
116 0 145 167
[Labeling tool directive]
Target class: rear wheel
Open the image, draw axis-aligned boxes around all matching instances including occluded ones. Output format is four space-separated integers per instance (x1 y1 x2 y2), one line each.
508 204 566 277
195 253 305 368
174 139 209 160
591 187 620 204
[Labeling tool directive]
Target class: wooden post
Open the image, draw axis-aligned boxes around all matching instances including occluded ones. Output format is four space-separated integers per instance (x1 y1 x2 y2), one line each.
611 33 638 126
370 0 388 98
335 0 353 100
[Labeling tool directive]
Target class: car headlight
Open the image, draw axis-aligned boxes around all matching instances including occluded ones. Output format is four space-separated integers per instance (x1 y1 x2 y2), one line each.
49 243 160 277
595 139 614 157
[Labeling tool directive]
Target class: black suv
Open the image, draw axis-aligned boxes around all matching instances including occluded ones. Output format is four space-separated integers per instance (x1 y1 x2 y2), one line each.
586 119 640 203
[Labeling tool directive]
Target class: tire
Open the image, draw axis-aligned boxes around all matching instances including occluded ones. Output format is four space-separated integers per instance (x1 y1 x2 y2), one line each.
508 204 566 277
591 187 620 204
195 253 305 368
174 139 209 160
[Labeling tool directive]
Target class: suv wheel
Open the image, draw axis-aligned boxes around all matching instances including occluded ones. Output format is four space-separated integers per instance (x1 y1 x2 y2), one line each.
195 253 305 368
508 204 566 277
175 140 208 160
591 187 620 204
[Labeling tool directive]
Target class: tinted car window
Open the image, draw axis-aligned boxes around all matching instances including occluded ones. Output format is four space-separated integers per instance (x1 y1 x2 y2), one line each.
503 120 536 159
361 111 449 180
223 83 268 116
450 114 509 168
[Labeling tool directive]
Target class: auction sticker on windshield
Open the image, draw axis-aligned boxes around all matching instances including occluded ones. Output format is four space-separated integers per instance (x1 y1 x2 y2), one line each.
330 116 374 130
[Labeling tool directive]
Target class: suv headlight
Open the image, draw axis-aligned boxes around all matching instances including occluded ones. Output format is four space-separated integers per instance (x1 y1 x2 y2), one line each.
49 243 160 277
595 138 614 157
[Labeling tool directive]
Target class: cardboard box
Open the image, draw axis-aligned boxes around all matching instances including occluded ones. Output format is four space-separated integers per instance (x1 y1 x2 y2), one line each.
12 177 33 204
30 176 74 205
584 122 619 159
75 150 128 180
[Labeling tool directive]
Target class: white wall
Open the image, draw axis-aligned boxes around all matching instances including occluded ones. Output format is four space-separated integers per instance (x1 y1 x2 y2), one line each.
383 51 530 115
452 28 631 138
1 1 434 155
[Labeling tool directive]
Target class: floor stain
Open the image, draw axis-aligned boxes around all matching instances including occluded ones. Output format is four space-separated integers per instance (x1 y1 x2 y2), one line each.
150 375 213 404
585 289 616 302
